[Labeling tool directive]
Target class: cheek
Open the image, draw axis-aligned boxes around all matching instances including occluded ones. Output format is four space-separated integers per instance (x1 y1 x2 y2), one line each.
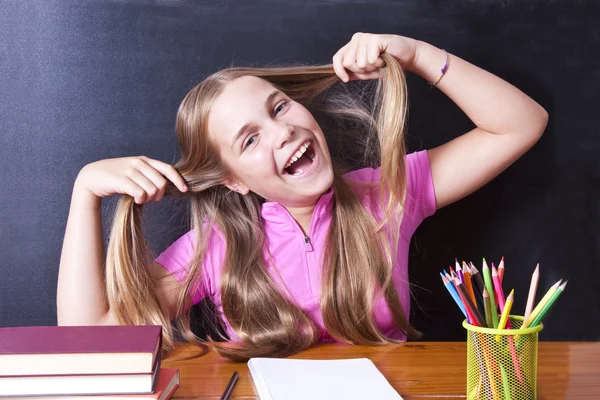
240 149 277 178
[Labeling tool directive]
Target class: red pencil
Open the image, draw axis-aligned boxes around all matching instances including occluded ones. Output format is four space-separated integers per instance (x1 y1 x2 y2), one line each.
498 256 505 283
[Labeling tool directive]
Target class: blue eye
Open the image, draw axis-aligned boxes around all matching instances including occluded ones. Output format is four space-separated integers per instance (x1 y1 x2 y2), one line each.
274 101 287 115
244 134 257 149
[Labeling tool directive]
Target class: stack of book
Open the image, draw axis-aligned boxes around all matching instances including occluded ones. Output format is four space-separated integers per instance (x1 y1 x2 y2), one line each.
0 325 179 399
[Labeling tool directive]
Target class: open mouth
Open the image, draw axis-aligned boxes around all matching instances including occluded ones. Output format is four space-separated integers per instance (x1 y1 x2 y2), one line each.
283 140 315 176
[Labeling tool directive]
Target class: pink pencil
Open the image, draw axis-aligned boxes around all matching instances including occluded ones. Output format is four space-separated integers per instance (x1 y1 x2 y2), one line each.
491 262 499 308
492 266 511 329
524 264 540 323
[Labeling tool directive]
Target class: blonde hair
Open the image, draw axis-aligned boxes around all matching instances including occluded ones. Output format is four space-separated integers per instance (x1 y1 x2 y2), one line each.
105 53 419 362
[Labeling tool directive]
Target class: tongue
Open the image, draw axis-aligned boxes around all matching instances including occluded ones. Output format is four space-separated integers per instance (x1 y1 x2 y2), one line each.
286 152 313 175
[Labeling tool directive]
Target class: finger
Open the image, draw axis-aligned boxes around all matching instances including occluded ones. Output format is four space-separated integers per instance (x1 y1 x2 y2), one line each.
367 36 382 65
332 45 350 82
137 162 168 202
356 34 369 70
129 169 160 203
143 157 188 192
342 36 360 73
347 70 381 81
121 177 148 205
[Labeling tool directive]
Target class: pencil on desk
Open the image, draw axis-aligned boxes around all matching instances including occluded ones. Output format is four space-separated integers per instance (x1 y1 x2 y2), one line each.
220 371 239 400
523 264 540 323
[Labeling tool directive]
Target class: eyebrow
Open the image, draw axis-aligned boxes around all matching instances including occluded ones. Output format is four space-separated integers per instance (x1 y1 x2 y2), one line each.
231 90 283 151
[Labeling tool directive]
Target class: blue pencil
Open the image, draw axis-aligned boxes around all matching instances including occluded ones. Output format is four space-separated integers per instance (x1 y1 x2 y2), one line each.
441 272 467 318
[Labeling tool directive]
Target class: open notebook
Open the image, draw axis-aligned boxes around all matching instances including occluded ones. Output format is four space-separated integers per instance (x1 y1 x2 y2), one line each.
247 358 403 400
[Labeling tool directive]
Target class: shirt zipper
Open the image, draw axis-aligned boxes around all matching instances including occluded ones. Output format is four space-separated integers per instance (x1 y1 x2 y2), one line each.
304 235 314 252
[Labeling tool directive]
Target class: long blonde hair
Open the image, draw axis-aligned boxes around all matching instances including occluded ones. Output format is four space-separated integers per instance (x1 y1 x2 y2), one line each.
105 53 419 361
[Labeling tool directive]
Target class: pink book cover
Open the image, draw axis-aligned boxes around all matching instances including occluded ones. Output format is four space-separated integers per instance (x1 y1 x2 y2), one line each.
0 325 162 376
0 325 161 355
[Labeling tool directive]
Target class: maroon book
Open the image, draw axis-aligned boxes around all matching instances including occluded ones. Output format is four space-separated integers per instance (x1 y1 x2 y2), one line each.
0 325 162 376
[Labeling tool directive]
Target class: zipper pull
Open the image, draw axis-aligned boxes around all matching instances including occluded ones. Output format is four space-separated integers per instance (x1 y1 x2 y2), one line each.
304 235 314 252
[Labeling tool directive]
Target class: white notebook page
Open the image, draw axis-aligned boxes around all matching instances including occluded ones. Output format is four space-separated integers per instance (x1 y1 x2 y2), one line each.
247 358 403 400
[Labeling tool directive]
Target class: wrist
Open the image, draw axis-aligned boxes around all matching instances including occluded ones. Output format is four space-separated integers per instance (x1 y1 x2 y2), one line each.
407 41 449 85
73 168 101 210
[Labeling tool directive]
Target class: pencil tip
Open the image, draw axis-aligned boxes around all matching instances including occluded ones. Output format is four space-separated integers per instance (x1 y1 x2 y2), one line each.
502 256 505 261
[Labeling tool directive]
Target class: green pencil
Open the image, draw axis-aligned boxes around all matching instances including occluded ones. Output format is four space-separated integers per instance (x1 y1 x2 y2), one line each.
522 279 562 329
529 281 567 327
483 288 493 328
482 258 498 328
499 362 512 400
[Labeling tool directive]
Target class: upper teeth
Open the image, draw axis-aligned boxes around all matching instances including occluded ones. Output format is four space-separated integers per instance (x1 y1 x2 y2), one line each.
284 141 311 169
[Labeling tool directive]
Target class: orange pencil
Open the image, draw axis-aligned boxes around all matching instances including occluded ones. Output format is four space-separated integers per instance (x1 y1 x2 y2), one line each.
498 256 505 283
462 261 477 308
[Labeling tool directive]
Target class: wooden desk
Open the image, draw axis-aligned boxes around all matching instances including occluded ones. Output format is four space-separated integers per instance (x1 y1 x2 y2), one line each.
162 342 600 399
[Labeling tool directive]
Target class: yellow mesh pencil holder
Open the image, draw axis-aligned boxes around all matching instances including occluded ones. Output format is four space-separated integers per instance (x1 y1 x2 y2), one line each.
463 316 543 400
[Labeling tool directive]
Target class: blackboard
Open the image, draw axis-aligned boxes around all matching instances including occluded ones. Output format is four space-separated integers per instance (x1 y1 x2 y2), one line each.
1 0 598 341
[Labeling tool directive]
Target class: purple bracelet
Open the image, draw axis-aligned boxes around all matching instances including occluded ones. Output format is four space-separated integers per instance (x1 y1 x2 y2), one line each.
430 49 449 87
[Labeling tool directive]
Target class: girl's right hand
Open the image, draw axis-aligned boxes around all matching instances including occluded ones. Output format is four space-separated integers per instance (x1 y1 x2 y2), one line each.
75 156 188 204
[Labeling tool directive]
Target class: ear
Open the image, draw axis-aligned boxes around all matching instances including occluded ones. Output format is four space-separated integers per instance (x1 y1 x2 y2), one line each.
223 178 250 195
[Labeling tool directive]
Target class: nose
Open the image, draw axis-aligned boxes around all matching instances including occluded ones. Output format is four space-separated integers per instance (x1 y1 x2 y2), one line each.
274 121 294 148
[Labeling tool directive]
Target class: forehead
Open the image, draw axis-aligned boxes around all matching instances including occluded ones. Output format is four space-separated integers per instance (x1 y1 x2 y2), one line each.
208 76 277 142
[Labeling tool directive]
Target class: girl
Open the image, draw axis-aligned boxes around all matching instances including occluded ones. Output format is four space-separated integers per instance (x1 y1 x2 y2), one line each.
57 33 548 361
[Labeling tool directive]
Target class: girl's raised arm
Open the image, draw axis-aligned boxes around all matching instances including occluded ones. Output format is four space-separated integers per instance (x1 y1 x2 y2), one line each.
412 40 548 209
333 33 549 209
57 156 188 325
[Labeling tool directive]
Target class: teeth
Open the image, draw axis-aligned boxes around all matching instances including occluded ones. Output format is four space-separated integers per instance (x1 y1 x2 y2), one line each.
284 140 311 169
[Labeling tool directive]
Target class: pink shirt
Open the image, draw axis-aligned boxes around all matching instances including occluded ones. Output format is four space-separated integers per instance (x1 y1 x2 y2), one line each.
155 150 436 342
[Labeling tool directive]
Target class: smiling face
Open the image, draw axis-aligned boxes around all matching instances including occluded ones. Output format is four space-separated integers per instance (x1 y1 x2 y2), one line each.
207 76 334 208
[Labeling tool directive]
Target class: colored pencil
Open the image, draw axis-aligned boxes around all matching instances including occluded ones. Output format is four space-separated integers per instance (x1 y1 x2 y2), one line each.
462 261 477 308
498 256 505 283
491 262 500 308
498 290 514 330
470 262 486 295
521 279 562 330
456 259 465 284
441 272 468 319
492 266 512 329
483 288 493 328
482 258 499 328
455 278 486 327
523 264 540 323
499 362 512 400
529 281 567 327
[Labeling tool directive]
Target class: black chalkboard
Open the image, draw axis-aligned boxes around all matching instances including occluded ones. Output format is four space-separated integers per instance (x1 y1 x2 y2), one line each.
1 0 598 341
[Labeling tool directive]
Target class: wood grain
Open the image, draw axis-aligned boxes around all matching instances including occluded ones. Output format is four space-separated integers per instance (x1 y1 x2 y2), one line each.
161 342 600 399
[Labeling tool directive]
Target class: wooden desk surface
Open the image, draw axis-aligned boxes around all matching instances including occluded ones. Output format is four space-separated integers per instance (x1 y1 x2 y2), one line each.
162 341 600 399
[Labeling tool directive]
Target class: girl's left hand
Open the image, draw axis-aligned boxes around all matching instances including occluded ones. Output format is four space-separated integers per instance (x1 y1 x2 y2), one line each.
332 33 418 82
